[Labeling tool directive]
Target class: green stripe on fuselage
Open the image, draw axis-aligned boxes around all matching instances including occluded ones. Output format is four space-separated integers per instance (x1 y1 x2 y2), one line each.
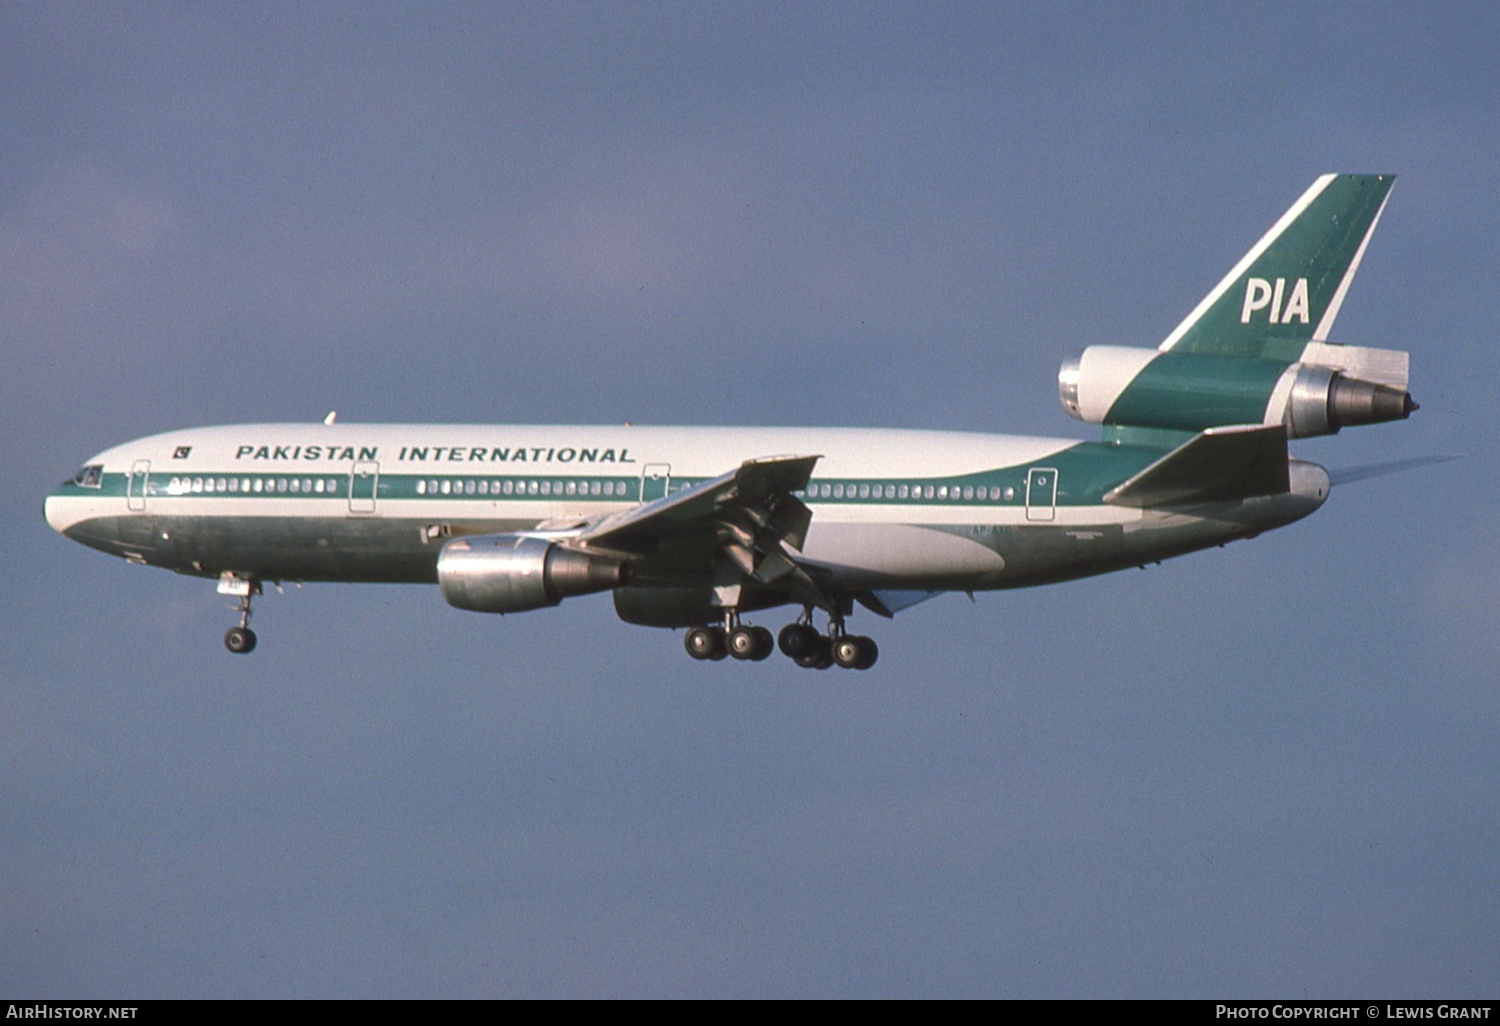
64 442 1175 513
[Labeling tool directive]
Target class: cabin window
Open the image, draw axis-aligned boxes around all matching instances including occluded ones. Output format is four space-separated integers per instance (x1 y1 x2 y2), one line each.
858 484 870 499
963 486 974 500
502 480 514 495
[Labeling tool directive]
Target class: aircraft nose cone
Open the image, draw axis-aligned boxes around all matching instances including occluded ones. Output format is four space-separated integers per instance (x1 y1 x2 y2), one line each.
44 489 69 535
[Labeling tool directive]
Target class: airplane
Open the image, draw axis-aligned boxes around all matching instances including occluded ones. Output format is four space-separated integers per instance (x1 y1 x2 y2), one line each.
45 174 1417 670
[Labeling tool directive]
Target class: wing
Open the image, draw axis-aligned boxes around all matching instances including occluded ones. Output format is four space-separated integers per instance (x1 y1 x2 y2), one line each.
573 454 832 608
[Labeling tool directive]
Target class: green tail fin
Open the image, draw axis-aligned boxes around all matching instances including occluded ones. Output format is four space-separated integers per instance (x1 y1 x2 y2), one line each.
1159 174 1395 360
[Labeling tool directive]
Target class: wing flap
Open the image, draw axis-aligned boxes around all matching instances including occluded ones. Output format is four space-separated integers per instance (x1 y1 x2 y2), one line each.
577 454 819 550
856 589 943 618
1104 424 1289 507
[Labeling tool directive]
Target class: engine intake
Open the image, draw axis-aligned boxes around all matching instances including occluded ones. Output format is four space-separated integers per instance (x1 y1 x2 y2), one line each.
438 534 625 614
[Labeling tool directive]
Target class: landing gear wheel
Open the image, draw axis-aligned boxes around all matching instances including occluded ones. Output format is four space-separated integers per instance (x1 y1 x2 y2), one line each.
750 625 775 661
794 637 834 670
727 625 761 661
685 626 727 661
833 635 878 670
224 626 258 654
778 623 821 659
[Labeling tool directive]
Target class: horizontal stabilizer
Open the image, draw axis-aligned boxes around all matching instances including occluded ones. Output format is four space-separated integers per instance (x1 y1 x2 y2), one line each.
1104 424 1289 507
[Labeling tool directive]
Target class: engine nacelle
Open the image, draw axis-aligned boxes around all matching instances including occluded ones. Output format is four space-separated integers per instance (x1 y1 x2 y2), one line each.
438 534 625 614
1058 345 1415 438
1283 364 1418 437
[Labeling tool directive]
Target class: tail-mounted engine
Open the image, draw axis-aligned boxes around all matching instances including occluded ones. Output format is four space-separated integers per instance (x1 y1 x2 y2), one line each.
1058 344 1415 438
438 534 626 614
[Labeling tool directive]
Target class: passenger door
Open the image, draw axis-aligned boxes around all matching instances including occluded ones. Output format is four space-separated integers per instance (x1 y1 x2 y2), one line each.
1025 467 1057 522
350 461 379 513
640 463 671 503
128 460 150 511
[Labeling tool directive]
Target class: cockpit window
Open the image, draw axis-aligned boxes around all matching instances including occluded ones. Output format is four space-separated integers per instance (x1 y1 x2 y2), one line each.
72 464 104 488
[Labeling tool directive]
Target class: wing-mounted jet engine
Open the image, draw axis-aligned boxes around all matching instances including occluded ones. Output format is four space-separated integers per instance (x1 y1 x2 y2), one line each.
437 534 627 614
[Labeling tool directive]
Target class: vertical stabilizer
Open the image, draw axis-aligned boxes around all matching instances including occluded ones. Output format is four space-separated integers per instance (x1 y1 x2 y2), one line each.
1159 174 1395 360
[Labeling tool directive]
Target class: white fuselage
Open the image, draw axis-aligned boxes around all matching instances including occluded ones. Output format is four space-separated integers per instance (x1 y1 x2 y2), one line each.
45 421 1326 597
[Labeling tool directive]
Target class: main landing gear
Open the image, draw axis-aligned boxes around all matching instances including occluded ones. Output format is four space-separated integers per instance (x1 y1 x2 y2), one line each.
684 608 878 670
220 573 262 654
684 609 775 663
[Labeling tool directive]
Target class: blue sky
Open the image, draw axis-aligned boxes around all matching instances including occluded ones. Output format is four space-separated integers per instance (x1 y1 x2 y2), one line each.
3 1 1497 997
